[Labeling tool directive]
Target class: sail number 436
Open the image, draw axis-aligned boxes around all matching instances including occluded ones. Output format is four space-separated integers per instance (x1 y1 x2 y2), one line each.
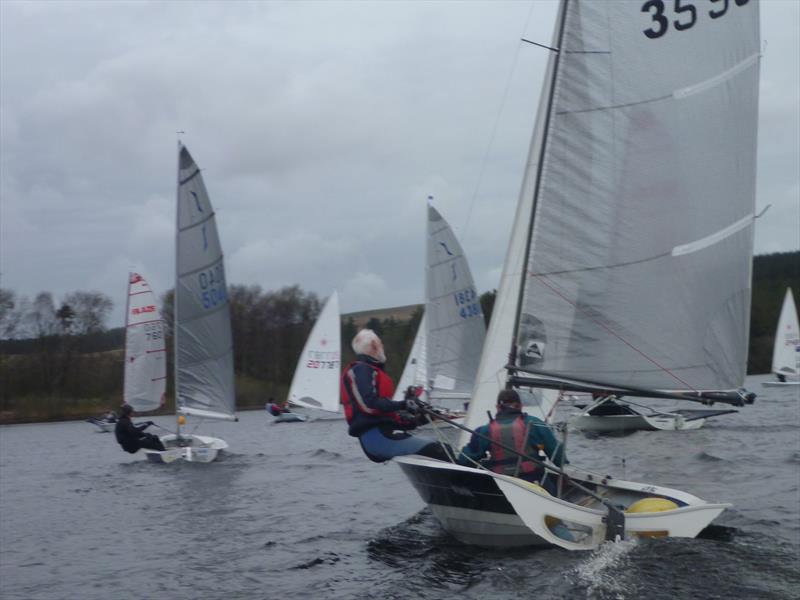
641 0 751 39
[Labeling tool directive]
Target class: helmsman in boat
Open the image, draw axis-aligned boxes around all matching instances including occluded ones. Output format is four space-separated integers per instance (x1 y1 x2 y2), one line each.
341 329 452 462
114 404 166 454
457 389 565 495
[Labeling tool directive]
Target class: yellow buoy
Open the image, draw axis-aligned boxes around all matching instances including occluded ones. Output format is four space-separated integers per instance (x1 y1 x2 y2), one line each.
626 497 679 514
178 415 186 426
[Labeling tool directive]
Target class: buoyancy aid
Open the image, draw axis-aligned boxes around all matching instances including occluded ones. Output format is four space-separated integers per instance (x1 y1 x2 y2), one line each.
487 415 538 476
341 360 408 428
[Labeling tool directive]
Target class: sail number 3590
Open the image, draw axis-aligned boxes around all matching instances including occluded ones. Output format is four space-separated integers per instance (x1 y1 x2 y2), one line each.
642 0 751 39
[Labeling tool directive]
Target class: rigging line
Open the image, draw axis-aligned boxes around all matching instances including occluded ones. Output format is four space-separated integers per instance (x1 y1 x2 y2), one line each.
460 0 537 241
529 272 698 392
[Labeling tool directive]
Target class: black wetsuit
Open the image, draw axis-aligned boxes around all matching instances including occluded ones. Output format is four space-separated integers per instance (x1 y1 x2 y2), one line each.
114 417 166 453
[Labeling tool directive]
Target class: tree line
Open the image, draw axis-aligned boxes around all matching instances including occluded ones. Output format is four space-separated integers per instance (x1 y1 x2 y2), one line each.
0 251 796 422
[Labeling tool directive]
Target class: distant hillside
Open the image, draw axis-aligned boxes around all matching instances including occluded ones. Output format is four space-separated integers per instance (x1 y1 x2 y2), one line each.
343 304 422 329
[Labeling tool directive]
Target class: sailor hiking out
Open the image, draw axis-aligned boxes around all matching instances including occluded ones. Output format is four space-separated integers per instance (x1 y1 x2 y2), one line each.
341 329 452 462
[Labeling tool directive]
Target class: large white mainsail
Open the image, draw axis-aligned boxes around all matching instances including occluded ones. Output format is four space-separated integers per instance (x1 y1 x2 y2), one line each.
424 204 486 405
516 0 760 395
769 288 800 382
123 272 166 413
175 144 236 422
287 291 341 413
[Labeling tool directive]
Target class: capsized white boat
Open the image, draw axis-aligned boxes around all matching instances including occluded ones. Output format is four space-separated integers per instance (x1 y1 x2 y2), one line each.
763 288 800 387
393 204 486 421
276 291 341 422
397 0 760 550
144 144 237 464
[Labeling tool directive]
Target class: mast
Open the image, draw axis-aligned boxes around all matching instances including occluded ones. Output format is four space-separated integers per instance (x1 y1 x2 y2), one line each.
174 141 181 437
122 271 132 406
508 0 570 378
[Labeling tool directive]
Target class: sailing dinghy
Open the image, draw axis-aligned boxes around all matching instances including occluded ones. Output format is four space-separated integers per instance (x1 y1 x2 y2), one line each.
123 272 167 411
763 288 800 387
393 204 486 421
144 144 237 463
274 291 341 422
396 0 760 550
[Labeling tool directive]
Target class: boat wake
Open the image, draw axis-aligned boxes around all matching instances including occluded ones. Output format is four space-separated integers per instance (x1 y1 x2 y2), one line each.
573 539 639 599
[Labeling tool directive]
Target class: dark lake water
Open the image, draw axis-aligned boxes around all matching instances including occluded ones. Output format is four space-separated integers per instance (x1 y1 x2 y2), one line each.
1 374 797 599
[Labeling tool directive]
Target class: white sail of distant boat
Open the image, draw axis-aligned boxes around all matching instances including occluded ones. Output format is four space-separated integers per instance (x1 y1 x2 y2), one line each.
393 312 428 402
396 0 760 550
393 205 485 413
282 291 341 417
144 143 236 463
763 288 800 387
123 272 166 412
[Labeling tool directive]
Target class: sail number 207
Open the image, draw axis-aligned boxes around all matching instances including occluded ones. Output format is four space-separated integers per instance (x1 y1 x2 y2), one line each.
641 0 750 39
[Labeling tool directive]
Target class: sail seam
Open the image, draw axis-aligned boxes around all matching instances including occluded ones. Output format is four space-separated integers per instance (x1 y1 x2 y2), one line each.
178 255 225 278
177 301 229 323
178 210 216 232
178 345 234 368
179 168 202 186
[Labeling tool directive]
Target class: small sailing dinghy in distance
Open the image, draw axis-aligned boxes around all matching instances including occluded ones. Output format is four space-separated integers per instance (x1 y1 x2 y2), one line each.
763 288 800 387
396 0 760 550
393 204 486 423
272 291 341 423
144 144 237 464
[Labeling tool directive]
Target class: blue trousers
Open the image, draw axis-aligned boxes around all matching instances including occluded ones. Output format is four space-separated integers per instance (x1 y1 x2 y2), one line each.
358 426 452 463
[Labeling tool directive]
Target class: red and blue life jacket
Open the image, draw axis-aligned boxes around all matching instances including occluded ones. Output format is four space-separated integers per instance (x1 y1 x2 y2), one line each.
488 415 538 476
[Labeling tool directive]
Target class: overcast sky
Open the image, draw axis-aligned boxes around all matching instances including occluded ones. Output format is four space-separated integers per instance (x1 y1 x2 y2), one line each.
2 0 798 328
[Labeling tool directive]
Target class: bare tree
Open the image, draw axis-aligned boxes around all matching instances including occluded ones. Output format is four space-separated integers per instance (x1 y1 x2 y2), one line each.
63 291 112 335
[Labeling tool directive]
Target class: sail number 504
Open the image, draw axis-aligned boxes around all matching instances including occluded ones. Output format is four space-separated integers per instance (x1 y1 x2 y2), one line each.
198 264 227 309
641 0 750 39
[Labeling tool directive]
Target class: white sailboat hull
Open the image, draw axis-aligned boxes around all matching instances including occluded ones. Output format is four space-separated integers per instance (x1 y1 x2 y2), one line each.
143 434 228 464
395 455 728 551
570 413 706 432
761 380 800 388
87 419 115 433
273 412 308 423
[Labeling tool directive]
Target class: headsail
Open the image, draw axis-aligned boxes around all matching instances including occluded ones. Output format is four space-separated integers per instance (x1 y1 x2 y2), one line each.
425 205 486 405
461 1 564 444
393 312 428 402
287 291 341 413
124 272 166 413
516 0 760 393
771 288 800 379
175 145 236 421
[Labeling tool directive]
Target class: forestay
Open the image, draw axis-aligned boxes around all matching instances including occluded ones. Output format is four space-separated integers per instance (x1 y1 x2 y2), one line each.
518 0 760 392
288 291 341 413
124 272 167 413
461 2 563 444
425 205 486 403
175 145 236 421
